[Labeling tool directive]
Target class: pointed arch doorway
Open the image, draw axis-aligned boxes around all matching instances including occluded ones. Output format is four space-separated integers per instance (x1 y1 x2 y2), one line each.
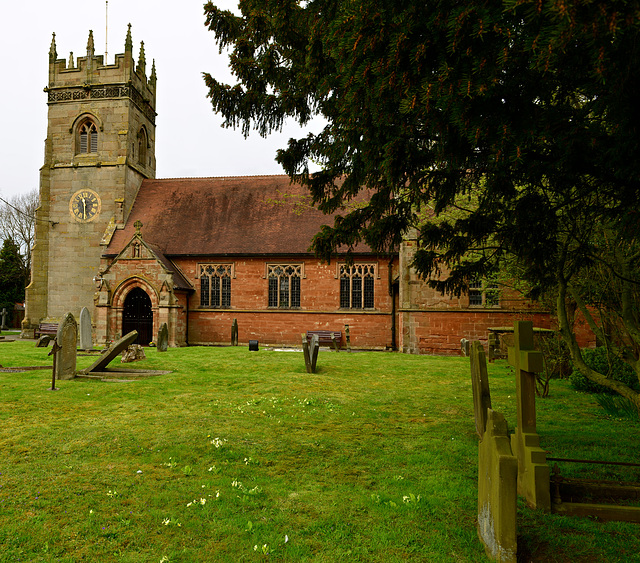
122 287 153 345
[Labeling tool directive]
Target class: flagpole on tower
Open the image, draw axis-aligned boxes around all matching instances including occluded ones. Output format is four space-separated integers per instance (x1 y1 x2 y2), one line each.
105 0 109 64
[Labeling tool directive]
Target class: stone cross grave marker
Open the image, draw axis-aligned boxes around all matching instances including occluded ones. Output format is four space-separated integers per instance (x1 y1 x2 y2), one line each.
470 341 492 438
507 321 550 511
0 307 8 330
157 322 168 352
55 312 77 380
231 318 238 346
79 307 93 351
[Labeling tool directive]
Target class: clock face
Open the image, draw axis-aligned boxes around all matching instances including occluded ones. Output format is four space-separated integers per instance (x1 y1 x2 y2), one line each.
70 189 101 222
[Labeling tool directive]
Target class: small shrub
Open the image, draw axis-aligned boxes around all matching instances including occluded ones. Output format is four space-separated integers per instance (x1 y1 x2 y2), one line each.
595 394 640 422
570 347 640 394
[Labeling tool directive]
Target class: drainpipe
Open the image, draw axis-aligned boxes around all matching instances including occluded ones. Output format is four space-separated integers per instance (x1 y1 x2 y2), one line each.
185 291 190 346
388 257 397 351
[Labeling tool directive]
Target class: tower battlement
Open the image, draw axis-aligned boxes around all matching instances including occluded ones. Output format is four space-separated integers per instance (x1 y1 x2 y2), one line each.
46 25 156 121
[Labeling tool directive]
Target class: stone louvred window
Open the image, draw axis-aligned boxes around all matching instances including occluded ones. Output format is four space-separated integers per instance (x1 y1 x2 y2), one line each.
199 264 232 308
339 264 375 309
468 279 500 307
78 121 98 153
268 264 301 308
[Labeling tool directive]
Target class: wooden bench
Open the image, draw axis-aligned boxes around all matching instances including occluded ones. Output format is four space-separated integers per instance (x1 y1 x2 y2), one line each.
306 330 342 350
35 323 58 339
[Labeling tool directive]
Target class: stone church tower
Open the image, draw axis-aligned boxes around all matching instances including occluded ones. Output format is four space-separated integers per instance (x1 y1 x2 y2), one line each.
23 27 156 335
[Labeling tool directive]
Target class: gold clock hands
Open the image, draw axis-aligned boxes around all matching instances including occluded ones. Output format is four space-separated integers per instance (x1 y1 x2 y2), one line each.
82 197 87 220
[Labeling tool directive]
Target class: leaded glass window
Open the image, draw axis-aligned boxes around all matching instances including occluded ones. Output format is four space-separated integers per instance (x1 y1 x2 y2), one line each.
339 264 375 309
199 264 232 308
468 279 500 307
267 264 301 308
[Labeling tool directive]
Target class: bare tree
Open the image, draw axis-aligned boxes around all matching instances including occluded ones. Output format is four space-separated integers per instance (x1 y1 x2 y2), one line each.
0 189 39 279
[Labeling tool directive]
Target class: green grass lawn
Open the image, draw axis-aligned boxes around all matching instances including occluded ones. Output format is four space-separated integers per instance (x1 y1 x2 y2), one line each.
0 341 639 562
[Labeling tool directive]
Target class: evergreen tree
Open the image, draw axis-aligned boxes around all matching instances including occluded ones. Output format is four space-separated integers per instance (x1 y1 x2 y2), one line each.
0 238 26 326
203 0 640 406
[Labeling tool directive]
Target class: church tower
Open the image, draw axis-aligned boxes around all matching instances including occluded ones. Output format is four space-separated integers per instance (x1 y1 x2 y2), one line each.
23 26 156 335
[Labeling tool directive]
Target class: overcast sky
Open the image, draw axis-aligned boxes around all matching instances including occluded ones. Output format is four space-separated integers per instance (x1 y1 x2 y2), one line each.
0 1 319 200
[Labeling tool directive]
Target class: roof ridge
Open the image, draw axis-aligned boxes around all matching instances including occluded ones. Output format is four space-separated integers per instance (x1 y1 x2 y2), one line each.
147 174 293 181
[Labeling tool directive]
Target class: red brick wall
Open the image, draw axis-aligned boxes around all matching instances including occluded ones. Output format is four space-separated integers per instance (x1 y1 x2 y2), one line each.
400 309 554 355
174 256 394 348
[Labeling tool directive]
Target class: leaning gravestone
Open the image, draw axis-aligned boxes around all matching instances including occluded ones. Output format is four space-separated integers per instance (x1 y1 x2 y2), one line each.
231 318 238 346
157 322 168 352
55 312 77 380
0 307 8 330
79 307 93 351
79 331 138 375
471 341 517 563
301 332 320 374
36 335 52 348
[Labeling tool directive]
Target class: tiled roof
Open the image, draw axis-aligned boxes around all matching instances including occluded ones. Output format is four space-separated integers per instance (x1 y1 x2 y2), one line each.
106 176 374 257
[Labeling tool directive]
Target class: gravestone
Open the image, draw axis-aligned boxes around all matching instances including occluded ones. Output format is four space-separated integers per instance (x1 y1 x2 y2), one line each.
79 307 93 351
55 312 77 380
122 344 146 363
461 338 470 357
0 307 8 330
79 331 138 374
507 321 550 511
231 318 238 346
470 341 492 437
478 409 518 563
488 332 499 362
157 322 168 352
471 342 517 562
36 335 52 348
302 332 320 373
345 324 351 352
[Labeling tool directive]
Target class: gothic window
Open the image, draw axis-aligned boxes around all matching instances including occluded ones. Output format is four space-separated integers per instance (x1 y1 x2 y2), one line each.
199 264 232 308
137 127 147 166
268 264 301 308
468 279 500 307
339 264 375 309
78 120 98 154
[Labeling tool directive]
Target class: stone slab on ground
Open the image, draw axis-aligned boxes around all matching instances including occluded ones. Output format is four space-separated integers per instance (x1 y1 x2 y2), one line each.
80 331 138 374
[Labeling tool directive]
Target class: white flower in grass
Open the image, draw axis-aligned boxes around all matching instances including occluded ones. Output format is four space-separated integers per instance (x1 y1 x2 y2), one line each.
199 498 206 505
162 518 171 526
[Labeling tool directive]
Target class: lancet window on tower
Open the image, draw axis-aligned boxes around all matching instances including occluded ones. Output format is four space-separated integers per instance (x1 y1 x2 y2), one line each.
137 127 148 166
77 120 98 154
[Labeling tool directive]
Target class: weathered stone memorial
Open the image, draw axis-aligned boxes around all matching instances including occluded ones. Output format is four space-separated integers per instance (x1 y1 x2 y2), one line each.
302 332 320 374
471 341 517 563
55 312 77 380
231 318 238 346
507 321 550 511
157 322 169 352
121 344 146 363
76 331 170 381
460 338 470 357
0 307 8 330
79 307 93 351
36 335 52 348
79 331 138 374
